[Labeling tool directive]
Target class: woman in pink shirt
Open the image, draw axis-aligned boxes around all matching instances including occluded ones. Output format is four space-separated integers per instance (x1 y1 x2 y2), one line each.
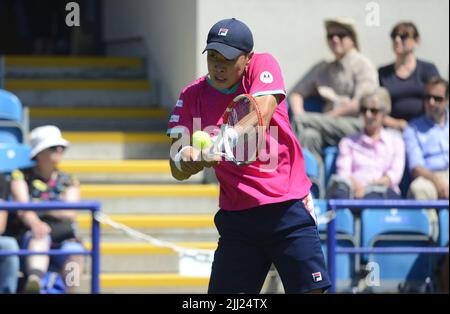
327 87 405 199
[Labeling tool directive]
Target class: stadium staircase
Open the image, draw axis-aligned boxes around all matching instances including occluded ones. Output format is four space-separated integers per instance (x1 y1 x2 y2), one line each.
3 55 281 293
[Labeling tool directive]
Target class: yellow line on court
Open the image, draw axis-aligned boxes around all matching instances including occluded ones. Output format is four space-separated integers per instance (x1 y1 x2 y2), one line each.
79 184 219 198
30 107 168 119
5 79 150 90
77 214 215 229
83 242 217 255
5 56 142 68
63 132 169 143
60 160 170 174
100 273 209 287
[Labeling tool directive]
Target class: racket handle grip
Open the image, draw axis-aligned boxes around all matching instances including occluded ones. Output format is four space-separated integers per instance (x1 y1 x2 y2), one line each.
208 127 238 160
208 135 223 156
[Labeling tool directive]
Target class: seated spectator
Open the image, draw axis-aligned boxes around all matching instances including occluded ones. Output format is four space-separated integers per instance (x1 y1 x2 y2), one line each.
379 22 440 131
404 77 449 200
4 126 84 293
0 173 19 294
289 17 379 186
327 88 404 199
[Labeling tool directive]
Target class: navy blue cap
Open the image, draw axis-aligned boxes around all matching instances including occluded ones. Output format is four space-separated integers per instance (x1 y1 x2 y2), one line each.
203 18 254 60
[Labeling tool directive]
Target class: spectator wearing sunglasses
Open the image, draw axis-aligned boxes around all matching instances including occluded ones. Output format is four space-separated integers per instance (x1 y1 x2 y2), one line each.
404 77 449 200
379 22 440 131
326 88 404 200
4 126 84 293
289 17 378 188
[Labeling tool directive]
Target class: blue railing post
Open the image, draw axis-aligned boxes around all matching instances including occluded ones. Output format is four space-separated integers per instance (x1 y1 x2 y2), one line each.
91 204 101 294
326 201 337 294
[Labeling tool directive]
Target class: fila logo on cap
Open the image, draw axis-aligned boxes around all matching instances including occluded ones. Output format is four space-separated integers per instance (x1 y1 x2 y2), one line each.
312 272 322 282
218 28 229 36
260 71 274 84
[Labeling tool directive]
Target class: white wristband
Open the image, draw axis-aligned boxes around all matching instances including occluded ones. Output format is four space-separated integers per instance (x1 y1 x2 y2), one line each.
174 146 191 172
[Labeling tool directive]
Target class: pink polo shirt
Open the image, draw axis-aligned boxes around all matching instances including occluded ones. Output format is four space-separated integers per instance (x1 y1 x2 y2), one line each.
167 53 311 210
336 128 405 193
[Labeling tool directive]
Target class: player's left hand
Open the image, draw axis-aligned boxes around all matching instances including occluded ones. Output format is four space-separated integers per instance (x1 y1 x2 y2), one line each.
179 146 204 175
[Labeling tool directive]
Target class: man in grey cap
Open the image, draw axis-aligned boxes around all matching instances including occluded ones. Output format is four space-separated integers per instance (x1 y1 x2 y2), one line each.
289 17 379 193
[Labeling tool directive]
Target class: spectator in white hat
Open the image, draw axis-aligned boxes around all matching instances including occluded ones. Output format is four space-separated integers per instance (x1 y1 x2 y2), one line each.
4 126 84 294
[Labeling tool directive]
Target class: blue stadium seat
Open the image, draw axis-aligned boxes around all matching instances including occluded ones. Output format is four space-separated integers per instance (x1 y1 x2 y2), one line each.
315 199 354 235
439 209 449 247
314 199 356 292
0 143 35 173
361 208 435 292
361 209 432 248
323 146 338 188
0 89 23 123
303 148 321 198
0 127 24 143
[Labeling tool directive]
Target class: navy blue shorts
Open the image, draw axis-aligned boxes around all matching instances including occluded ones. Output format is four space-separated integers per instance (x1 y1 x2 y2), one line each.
208 198 331 294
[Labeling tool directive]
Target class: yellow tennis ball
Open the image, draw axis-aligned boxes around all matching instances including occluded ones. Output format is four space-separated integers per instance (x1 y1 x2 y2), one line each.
192 131 212 150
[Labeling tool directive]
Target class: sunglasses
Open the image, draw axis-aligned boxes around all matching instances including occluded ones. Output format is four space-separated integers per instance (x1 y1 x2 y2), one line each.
327 32 350 40
47 146 66 152
390 33 412 41
424 94 445 103
360 107 382 114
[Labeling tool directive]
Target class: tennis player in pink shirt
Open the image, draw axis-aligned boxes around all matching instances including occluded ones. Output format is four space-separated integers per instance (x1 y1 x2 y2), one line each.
167 18 330 294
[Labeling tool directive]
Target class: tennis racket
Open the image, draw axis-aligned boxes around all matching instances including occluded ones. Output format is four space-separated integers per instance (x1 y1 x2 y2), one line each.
208 94 265 165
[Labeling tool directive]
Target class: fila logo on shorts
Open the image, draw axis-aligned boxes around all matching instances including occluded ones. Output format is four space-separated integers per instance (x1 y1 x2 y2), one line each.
218 28 229 36
312 272 322 282
260 71 274 84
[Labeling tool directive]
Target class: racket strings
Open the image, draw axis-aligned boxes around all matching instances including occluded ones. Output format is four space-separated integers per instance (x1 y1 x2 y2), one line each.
229 101 259 136
226 99 263 163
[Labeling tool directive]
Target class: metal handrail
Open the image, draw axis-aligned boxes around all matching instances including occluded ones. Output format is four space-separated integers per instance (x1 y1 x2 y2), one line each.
0 201 101 293
326 199 449 293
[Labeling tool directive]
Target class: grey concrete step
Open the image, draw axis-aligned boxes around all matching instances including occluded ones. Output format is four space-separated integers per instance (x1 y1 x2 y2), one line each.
80 228 219 244
6 67 145 79
30 117 168 132
82 195 218 214
14 89 158 107
61 132 170 160
4 56 146 79
64 142 169 160
73 172 204 184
